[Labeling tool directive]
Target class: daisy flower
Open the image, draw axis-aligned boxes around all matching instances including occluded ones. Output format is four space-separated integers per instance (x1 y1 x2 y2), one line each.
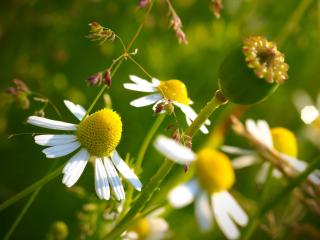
154 135 248 240
293 91 320 149
27 100 142 201
221 119 320 185
123 75 210 134
123 208 169 240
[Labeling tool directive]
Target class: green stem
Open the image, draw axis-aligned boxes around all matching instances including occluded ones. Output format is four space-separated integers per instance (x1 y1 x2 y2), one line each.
242 155 320 240
136 114 166 174
105 91 228 240
0 164 64 213
276 0 313 46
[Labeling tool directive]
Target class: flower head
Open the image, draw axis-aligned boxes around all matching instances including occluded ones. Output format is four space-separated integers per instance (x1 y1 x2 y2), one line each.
124 75 210 134
154 135 248 239
27 100 142 201
222 119 320 185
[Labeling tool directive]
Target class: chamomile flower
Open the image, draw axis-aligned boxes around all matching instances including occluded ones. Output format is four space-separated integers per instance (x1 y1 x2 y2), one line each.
293 91 320 149
123 75 210 134
222 119 320 185
123 208 169 240
154 135 248 240
27 100 142 201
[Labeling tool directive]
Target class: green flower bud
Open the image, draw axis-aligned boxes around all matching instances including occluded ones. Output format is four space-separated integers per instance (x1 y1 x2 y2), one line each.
48 221 69 240
218 36 289 105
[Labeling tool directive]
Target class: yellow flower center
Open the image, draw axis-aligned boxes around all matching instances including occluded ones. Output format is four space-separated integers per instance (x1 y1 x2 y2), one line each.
157 80 190 105
195 148 235 194
129 218 149 238
76 109 122 157
271 127 298 157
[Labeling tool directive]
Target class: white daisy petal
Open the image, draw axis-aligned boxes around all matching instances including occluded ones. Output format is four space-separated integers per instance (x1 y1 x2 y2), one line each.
152 99 166 113
95 158 110 200
199 124 209 134
123 83 157 93
256 162 271 185
220 191 248 226
64 100 86 121
103 157 125 201
130 94 162 107
42 141 81 158
177 104 210 125
212 194 241 240
129 75 156 87
292 90 314 112
231 155 260 169
221 146 255 156
245 119 261 143
62 149 89 187
27 116 77 131
168 179 199 208
256 120 273 148
34 134 77 146
154 135 196 164
195 192 213 231
147 218 169 240
301 106 319 124
63 148 90 174
111 151 142 191
151 78 160 87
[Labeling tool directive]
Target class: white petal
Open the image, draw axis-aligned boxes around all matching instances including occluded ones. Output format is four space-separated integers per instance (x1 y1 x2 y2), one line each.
195 192 213 231
231 155 259 169
152 99 166 113
42 141 81 158
129 75 157 87
220 191 248 226
256 120 273 148
154 135 196 164
212 193 241 240
199 124 209 134
95 158 110 200
221 146 255 156
168 179 199 208
111 151 142 191
63 148 90 174
176 104 210 125
301 106 319 124
245 119 261 143
62 149 89 187
292 90 314 112
123 83 157 93
272 168 283 178
151 78 160 87
147 218 169 240
27 116 77 131
103 157 125 201
64 100 86 121
255 162 270 185
34 134 77 146
130 94 162 107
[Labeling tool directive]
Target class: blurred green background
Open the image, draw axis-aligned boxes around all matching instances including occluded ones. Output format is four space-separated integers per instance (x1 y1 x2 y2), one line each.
1 0 320 239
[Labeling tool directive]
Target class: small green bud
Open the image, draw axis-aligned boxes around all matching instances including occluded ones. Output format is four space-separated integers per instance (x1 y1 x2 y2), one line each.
218 36 288 105
48 221 68 240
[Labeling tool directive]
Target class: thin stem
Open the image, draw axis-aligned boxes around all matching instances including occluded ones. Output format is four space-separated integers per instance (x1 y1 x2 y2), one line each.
242 155 320 240
136 114 166 174
127 55 153 79
0 164 64 212
276 0 313 46
105 90 228 240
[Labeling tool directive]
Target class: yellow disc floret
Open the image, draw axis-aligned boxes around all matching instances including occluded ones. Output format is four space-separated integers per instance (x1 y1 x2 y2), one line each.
76 109 122 157
129 218 150 239
195 148 235 194
271 127 298 157
157 80 190 105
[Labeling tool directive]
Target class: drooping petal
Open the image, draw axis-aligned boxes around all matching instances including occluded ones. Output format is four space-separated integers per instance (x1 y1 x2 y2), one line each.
95 158 110 200
130 94 162 107
123 83 157 93
62 148 89 187
103 157 125 201
195 192 213 231
111 151 142 191
64 100 86 121
42 141 81 158
220 191 248 226
154 135 196 164
168 179 199 208
34 134 77 146
256 120 273 148
255 162 270 185
231 155 259 169
212 193 241 240
176 104 211 125
27 116 77 131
